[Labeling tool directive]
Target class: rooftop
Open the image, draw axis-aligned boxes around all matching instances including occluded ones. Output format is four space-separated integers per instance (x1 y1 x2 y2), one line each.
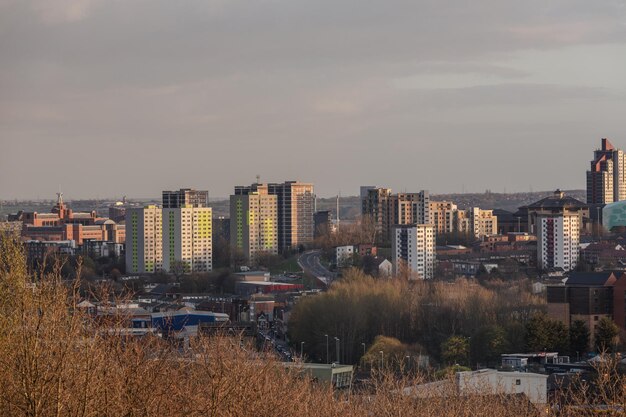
565 272 617 286
525 190 587 211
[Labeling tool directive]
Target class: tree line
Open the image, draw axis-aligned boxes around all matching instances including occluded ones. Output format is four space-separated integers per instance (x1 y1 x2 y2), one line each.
288 269 620 368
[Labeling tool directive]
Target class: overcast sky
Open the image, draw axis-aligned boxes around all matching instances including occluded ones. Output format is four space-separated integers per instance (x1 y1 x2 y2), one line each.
1 0 625 200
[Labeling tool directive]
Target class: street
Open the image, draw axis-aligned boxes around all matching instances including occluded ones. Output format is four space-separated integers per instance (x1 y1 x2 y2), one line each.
298 250 333 286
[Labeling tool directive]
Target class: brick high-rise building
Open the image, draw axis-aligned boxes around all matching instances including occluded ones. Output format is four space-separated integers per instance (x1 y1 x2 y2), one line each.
547 272 626 349
587 138 626 205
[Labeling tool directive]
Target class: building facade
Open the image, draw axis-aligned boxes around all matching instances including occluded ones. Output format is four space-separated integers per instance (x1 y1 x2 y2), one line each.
314 210 332 238
162 188 208 208
362 187 430 243
126 205 163 274
162 206 213 273
469 207 498 239
536 213 580 271
361 187 393 242
20 193 125 245
525 190 587 234
547 272 626 348
391 224 435 280
430 201 458 235
235 181 314 252
269 181 315 251
602 199 626 232
230 186 278 264
587 138 626 205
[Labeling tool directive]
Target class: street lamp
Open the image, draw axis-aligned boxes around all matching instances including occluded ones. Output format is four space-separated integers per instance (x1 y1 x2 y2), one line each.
361 342 366 357
334 337 340 364
300 341 304 359
379 351 384 369
325 334 329 364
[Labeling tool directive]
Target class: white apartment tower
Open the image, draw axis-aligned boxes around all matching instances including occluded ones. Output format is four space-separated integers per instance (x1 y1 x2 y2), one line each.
392 224 435 280
469 207 498 238
537 214 580 271
162 206 213 273
125 205 163 274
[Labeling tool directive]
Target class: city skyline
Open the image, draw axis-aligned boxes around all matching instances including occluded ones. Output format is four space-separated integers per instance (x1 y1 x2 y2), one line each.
2 1 626 199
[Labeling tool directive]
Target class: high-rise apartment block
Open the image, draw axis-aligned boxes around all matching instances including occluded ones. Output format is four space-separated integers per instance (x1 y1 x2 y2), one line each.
126 188 214 275
230 185 278 263
162 188 208 208
537 213 580 271
587 138 626 205
527 190 586 271
126 205 163 274
468 208 498 238
314 210 332 238
361 187 430 243
430 201 458 235
429 201 498 239
361 187 392 241
235 181 314 252
392 224 435 280
269 181 314 251
163 206 212 273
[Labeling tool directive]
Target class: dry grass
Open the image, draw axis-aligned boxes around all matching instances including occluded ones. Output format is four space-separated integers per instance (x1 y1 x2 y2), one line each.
0 234 624 416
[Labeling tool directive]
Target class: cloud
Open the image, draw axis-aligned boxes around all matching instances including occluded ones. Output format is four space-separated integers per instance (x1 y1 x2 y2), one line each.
28 0 99 24
1 0 626 198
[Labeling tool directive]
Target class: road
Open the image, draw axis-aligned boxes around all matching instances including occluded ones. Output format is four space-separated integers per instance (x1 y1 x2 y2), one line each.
298 250 334 286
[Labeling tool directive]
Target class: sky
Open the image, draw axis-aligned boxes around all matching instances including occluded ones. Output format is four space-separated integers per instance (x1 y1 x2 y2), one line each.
1 0 626 200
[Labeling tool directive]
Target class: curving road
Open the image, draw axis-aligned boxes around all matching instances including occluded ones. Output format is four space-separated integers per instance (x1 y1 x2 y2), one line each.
298 250 333 286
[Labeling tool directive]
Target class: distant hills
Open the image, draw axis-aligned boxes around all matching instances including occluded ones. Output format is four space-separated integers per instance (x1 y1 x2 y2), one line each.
1 190 586 221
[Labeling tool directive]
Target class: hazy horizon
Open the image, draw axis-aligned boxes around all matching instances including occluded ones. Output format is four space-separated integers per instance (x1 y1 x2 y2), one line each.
2 1 625 199
1 188 587 203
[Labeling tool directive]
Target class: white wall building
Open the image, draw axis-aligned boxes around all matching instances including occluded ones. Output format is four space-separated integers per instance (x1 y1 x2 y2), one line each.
377 258 393 277
404 369 548 407
456 370 548 405
537 213 580 271
163 206 213 273
470 207 498 238
126 205 163 274
392 225 435 279
335 245 355 267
